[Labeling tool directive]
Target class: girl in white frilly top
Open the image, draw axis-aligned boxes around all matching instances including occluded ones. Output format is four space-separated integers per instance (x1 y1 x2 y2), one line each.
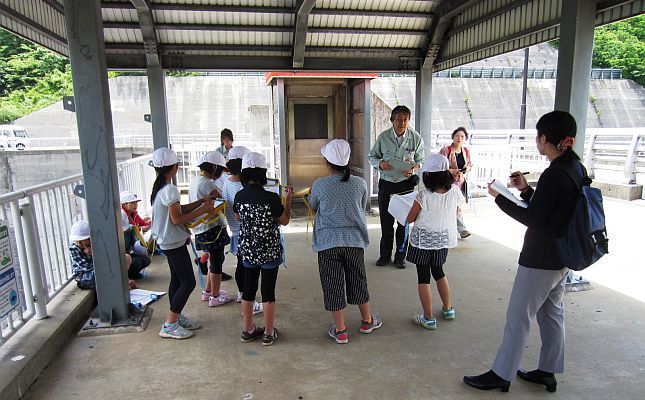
405 154 465 331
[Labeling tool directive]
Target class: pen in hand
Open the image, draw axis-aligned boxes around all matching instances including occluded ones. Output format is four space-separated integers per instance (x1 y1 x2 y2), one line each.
509 172 529 178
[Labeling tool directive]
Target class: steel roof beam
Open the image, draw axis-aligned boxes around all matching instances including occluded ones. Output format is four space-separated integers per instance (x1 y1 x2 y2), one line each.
43 0 64 14
100 1 435 18
445 0 533 38
102 21 428 35
422 0 484 67
0 3 68 48
292 0 316 68
105 53 419 72
129 0 159 67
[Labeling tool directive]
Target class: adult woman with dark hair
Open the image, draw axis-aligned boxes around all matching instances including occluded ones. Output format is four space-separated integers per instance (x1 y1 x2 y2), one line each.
439 127 473 238
150 148 215 340
308 139 382 344
464 111 582 393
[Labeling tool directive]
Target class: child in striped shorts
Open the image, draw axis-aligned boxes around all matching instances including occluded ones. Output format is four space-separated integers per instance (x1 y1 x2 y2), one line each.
308 139 382 344
405 154 464 330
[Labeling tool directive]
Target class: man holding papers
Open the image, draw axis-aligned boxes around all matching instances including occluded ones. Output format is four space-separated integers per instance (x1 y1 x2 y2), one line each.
367 105 424 269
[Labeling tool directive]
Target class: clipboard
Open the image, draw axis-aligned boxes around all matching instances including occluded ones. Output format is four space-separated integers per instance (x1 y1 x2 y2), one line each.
386 156 415 173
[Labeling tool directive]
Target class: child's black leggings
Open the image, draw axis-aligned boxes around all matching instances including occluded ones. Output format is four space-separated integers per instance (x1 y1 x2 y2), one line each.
242 267 279 303
164 246 196 314
234 253 245 293
416 264 446 284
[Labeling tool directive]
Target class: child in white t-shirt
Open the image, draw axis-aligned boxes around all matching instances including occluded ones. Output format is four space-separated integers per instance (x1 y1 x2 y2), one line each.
188 151 233 307
150 148 215 340
405 154 464 330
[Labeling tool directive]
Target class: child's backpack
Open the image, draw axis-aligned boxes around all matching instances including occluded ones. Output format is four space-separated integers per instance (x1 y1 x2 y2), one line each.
553 162 609 271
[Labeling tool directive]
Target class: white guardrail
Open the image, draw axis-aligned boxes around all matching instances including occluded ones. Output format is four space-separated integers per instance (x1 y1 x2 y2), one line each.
1 128 643 345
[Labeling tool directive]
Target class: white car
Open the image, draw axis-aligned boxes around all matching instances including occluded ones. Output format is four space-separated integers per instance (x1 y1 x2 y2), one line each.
0 125 30 150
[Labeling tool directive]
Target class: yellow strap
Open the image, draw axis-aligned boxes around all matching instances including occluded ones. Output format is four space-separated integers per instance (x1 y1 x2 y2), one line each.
302 195 315 243
132 225 148 248
185 201 227 229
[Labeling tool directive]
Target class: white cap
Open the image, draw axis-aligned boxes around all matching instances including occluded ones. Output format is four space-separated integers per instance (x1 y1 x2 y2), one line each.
151 147 178 168
242 152 267 169
421 154 449 173
321 139 351 166
196 151 227 168
119 190 140 204
120 210 131 231
228 145 251 160
70 221 90 241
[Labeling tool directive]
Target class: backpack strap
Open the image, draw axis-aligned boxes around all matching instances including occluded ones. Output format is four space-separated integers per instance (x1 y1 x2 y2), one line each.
553 159 591 191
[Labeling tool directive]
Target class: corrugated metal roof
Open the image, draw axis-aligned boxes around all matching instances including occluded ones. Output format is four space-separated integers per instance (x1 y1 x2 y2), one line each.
0 0 643 72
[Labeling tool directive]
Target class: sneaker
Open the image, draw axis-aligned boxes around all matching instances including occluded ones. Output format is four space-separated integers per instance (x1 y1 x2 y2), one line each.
412 313 437 330
159 322 194 339
460 230 471 239
360 314 383 334
328 325 349 344
221 272 233 281
442 307 456 320
209 292 233 307
241 325 264 343
376 257 390 266
178 314 201 330
262 328 279 346
236 292 243 303
252 301 264 315
201 290 212 301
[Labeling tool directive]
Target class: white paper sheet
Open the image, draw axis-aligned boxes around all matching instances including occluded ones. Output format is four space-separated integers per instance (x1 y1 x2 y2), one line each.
490 179 528 208
129 289 166 306
388 191 418 225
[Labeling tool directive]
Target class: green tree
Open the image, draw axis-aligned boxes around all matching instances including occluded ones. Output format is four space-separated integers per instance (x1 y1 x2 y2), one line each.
593 15 645 86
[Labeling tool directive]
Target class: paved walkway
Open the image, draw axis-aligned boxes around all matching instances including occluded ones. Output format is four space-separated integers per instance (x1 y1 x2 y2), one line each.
22 197 645 400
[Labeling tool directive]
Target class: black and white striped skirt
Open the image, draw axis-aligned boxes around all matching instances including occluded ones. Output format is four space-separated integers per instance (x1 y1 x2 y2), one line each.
405 246 448 266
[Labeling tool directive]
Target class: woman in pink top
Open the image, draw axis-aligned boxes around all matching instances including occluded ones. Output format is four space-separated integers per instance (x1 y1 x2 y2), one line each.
439 127 473 238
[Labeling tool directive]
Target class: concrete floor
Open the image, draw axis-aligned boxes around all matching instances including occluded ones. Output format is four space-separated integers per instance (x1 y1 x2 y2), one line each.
22 198 645 400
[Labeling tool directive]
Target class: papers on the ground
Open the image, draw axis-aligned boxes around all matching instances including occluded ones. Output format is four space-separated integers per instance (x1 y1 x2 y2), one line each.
388 191 418 225
129 289 166 307
490 179 528 208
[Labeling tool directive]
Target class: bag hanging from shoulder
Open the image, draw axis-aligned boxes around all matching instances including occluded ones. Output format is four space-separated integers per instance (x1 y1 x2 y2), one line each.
553 162 609 271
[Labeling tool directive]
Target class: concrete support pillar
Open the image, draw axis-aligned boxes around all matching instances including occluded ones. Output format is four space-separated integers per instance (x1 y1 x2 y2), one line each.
554 0 596 156
147 64 170 149
63 0 130 323
415 66 433 154
362 78 373 203
276 79 288 185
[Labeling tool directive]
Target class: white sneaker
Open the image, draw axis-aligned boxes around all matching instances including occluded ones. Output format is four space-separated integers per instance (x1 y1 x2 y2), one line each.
178 314 201 330
236 292 243 303
201 290 211 301
252 301 263 315
209 292 233 307
159 322 194 339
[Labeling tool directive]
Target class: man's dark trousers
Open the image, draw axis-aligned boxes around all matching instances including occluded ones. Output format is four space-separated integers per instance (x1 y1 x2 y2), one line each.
377 178 415 260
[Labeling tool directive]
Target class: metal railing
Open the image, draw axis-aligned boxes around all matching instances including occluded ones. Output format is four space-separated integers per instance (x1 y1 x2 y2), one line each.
369 128 645 197
379 68 622 80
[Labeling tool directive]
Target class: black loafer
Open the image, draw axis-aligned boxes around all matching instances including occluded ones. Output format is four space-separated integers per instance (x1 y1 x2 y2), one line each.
517 369 557 392
375 257 390 266
394 252 406 269
463 371 510 392
221 272 233 281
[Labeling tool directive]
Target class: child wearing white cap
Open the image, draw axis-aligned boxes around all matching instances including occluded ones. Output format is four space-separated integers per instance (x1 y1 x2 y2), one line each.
188 151 233 308
405 154 464 330
121 210 151 283
234 152 293 346
120 190 151 255
150 147 217 340
68 220 135 289
308 139 382 344
222 146 263 315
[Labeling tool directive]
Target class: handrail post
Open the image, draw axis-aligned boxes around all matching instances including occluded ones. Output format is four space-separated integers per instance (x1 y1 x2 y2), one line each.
10 201 35 316
20 202 48 319
584 132 597 178
624 133 639 184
